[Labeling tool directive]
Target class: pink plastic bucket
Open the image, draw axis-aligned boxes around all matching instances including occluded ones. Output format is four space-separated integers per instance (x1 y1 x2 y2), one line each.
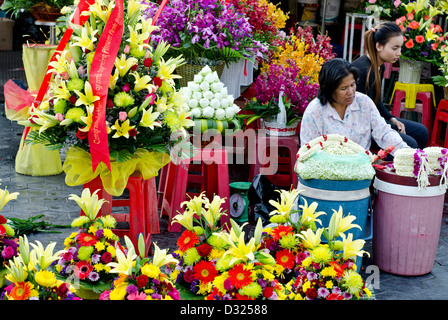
372 167 445 276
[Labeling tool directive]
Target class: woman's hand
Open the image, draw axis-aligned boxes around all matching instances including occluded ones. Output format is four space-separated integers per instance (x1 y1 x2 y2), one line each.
391 118 406 134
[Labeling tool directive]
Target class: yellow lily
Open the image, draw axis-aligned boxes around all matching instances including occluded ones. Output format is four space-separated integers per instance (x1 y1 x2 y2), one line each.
109 68 119 90
68 188 108 221
221 231 256 265
340 233 370 261
114 54 138 77
156 57 184 87
29 240 65 270
18 235 31 266
111 119 136 139
5 256 28 283
79 105 95 132
0 187 19 212
181 192 205 216
327 206 361 241
269 189 301 220
151 242 179 268
140 107 161 129
127 0 142 22
131 72 156 92
202 195 226 229
299 198 326 228
74 81 100 108
72 22 98 52
47 50 70 75
108 245 137 275
171 209 195 231
31 110 60 134
89 0 113 23
298 228 323 249
50 78 72 101
126 25 150 50
138 17 159 39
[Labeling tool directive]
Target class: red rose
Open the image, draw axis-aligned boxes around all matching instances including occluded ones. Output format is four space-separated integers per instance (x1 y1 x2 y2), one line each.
196 243 212 257
69 95 77 104
136 275 149 288
153 77 163 87
0 215 7 224
131 64 138 71
305 288 318 300
128 128 137 138
183 269 195 283
76 130 88 140
143 58 153 67
263 287 274 298
101 251 112 264
57 283 68 295
107 99 114 108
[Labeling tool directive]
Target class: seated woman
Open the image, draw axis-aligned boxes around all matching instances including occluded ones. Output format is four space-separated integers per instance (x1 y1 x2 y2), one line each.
300 58 409 155
351 22 428 149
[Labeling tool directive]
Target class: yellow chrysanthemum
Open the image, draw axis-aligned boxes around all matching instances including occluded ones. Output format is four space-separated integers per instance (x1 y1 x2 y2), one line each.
35 270 57 288
341 270 364 295
141 263 160 279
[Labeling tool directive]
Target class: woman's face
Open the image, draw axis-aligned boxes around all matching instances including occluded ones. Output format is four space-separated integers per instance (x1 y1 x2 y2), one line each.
376 34 403 64
331 73 356 107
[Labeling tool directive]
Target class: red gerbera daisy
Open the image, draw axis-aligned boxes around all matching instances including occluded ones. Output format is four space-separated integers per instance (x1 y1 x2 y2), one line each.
74 260 93 280
228 264 253 289
176 229 199 252
271 225 294 241
275 249 296 270
77 232 98 247
193 260 218 283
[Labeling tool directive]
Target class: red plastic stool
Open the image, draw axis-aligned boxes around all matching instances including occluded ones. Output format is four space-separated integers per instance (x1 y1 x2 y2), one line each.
430 99 448 148
392 89 434 136
249 135 299 188
81 174 158 253
160 149 231 232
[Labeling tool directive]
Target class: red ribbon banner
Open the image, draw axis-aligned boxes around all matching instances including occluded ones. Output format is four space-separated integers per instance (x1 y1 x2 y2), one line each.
88 0 124 171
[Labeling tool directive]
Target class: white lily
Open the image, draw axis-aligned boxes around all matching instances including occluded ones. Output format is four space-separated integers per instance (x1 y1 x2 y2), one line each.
68 188 108 222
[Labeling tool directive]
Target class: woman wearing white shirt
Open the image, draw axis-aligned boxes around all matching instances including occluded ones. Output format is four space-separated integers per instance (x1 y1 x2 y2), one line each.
300 58 408 155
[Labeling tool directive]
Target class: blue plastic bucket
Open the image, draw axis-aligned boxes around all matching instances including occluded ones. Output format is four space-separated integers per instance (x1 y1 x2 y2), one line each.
297 177 372 241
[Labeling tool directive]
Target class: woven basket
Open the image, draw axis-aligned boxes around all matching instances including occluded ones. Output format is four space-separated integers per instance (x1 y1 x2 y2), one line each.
262 119 300 136
176 62 225 88
220 59 245 98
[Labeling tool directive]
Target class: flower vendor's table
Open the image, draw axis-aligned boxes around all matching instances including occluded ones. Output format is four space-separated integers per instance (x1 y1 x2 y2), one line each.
373 165 445 275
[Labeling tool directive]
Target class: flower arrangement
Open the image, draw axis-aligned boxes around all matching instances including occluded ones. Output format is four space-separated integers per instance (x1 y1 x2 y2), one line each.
166 192 229 298
21 0 192 164
244 62 319 125
99 235 181 300
181 65 242 133
288 26 336 63
2 235 80 300
281 206 373 300
360 0 410 20
205 218 285 300
395 0 445 65
142 0 265 66
54 188 122 297
259 189 326 282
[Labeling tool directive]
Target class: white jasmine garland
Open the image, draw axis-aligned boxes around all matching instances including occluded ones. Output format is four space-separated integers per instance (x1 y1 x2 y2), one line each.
189 82 200 92
194 74 203 83
211 82 224 93
215 108 226 120
199 65 212 75
220 87 228 96
210 98 221 109
190 108 202 118
221 98 230 108
203 90 214 100
225 107 236 119
214 92 223 101
205 73 218 83
199 98 210 108
188 99 198 109
192 91 202 101
202 106 215 118
199 81 210 91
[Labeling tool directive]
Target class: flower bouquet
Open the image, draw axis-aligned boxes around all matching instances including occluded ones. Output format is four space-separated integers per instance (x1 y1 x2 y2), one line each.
166 192 230 298
395 0 445 66
205 218 285 300
181 65 242 137
2 235 80 300
282 206 373 300
18 0 193 196
0 185 20 288
54 188 123 299
99 235 180 300
259 189 326 283
360 0 410 21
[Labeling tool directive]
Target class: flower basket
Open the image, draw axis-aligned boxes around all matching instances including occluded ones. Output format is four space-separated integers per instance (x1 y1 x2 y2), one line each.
398 58 425 84
262 118 299 136
177 61 225 88
31 3 62 22
220 59 246 98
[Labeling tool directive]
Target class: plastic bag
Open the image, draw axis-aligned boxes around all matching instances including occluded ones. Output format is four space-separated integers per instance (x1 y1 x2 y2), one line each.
247 174 281 225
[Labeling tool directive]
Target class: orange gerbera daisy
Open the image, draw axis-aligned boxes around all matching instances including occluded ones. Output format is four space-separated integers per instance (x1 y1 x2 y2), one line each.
77 232 98 247
176 229 199 252
275 249 296 270
228 264 253 289
271 225 294 241
328 260 346 278
9 282 34 300
193 260 218 283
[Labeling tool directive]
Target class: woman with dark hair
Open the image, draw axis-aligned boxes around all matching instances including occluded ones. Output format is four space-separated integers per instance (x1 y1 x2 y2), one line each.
300 58 408 155
351 22 428 149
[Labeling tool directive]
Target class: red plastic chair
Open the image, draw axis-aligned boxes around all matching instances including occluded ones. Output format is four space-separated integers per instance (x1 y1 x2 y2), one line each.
430 99 448 148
